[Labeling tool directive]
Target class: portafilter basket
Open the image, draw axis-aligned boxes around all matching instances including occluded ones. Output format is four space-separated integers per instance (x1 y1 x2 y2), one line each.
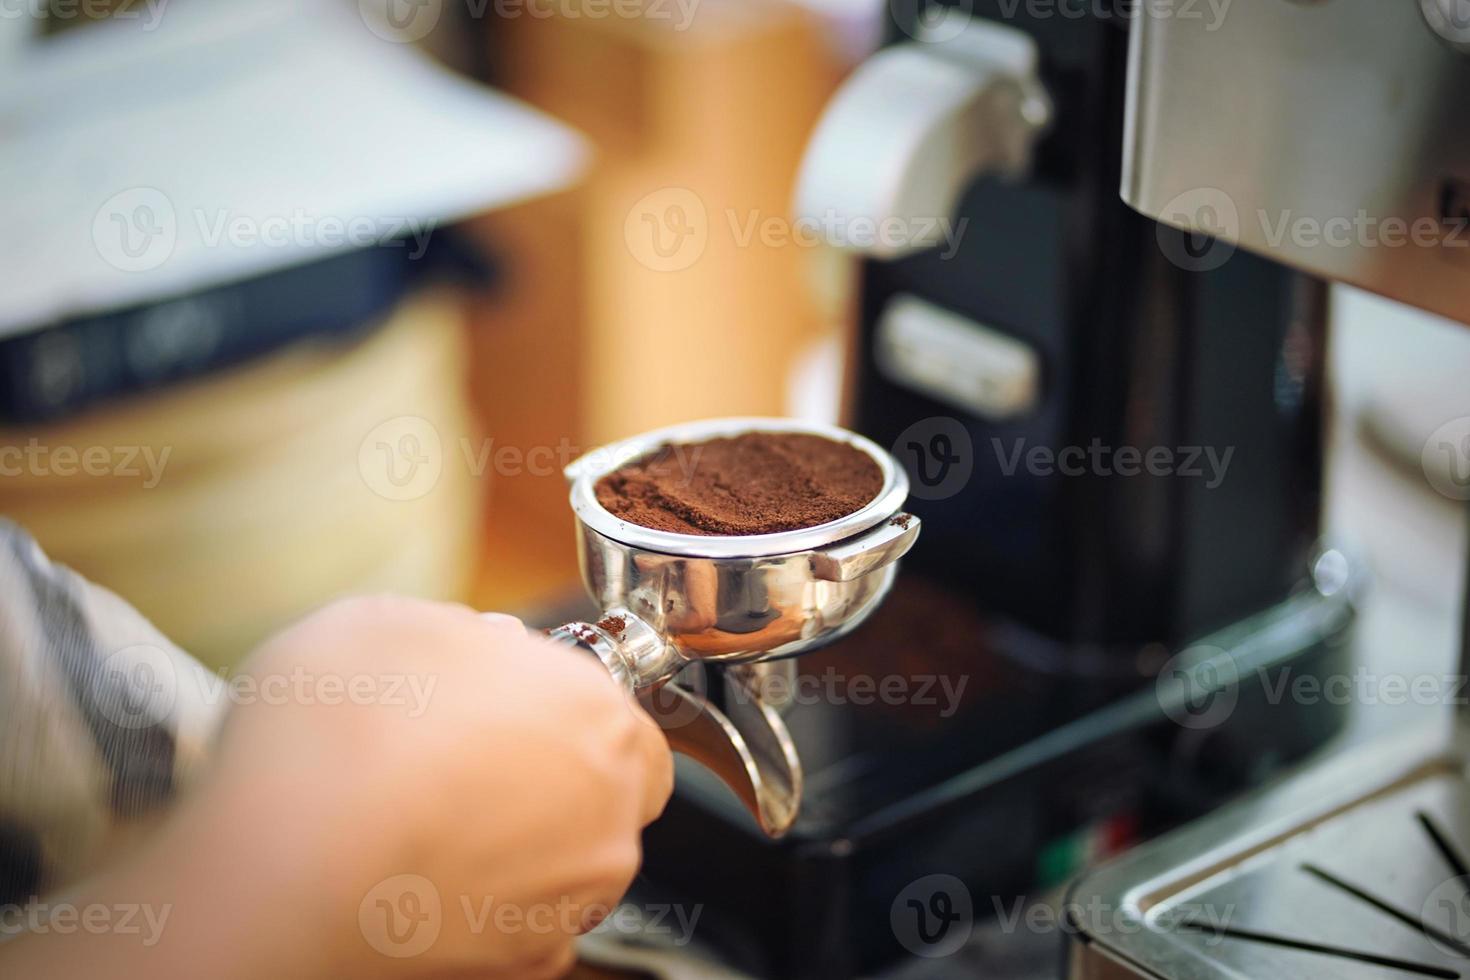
548 417 920 837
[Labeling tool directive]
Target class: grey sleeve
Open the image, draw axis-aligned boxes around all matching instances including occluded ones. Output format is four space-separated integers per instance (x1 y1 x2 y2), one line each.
0 519 226 906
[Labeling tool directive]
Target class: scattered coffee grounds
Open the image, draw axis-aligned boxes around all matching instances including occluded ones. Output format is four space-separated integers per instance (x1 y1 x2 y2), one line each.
595 431 883 536
596 614 626 636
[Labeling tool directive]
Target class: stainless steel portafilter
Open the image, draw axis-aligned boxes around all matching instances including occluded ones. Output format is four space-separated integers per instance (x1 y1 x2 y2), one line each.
546 417 920 837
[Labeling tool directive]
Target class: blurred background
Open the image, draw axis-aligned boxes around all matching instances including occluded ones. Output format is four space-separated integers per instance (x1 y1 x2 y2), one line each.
0 0 885 670
3 0 1464 668
5 2 1470 975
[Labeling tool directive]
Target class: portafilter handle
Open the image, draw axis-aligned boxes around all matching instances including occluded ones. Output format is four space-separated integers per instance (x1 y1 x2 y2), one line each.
546 611 802 838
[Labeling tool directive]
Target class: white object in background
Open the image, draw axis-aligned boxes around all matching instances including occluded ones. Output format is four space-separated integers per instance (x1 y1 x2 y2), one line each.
786 332 845 426
0 0 587 339
793 15 1050 260
875 294 1039 420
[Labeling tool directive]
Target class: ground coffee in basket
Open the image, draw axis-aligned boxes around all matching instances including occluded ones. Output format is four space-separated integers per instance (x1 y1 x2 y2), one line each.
595 431 883 536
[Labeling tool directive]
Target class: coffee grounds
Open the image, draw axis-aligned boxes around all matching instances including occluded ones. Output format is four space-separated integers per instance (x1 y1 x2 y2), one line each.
594 431 883 536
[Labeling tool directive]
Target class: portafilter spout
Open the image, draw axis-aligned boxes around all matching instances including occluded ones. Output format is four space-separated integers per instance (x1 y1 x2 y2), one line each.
546 417 920 838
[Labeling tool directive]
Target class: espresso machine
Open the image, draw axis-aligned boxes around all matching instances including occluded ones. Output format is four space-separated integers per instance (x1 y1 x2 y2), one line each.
614 2 1403 976
1064 2 1470 978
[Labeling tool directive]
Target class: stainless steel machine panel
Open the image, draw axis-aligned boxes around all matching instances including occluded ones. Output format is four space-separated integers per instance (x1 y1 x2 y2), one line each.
1122 0 1470 325
1068 721 1470 979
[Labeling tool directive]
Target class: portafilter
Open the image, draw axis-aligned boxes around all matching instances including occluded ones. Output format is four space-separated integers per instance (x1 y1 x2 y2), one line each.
547 417 920 837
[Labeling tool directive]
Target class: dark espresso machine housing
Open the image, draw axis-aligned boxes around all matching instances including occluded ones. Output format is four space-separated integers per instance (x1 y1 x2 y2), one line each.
636 3 1360 976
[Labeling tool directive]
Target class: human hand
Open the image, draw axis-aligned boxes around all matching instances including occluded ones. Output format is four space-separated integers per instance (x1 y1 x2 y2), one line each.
6 596 672 980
